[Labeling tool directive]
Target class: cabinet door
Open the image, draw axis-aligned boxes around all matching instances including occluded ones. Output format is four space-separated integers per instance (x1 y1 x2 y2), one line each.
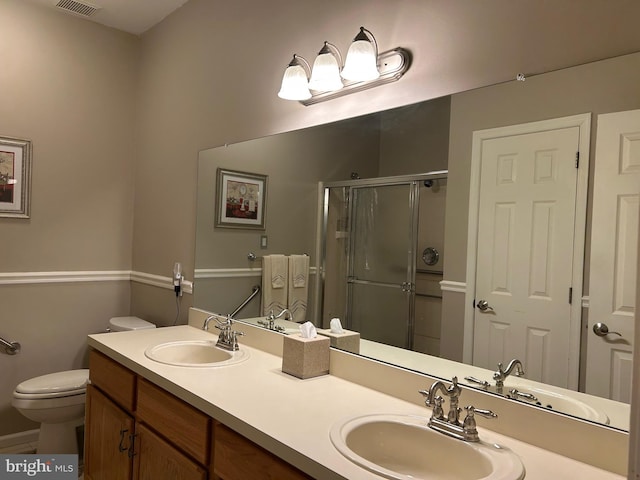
89 350 136 412
213 422 312 480
85 384 134 480
133 423 207 480
136 378 210 465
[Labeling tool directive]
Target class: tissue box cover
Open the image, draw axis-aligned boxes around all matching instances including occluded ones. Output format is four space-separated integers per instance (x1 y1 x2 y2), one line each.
282 335 330 379
317 328 360 354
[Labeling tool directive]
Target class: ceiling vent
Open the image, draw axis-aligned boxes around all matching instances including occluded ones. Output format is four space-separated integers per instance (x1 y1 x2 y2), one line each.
55 0 101 17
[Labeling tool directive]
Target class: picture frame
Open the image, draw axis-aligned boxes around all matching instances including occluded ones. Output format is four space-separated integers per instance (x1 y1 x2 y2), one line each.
0 136 32 219
215 168 267 229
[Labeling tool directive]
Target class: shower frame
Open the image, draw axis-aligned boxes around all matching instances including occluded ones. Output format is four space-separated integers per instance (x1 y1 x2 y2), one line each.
316 170 448 350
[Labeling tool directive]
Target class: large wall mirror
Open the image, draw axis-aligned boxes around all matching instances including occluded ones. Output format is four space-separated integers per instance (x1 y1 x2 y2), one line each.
195 51 640 433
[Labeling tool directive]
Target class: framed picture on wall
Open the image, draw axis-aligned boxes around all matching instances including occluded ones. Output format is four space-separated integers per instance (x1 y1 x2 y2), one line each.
0 136 32 219
215 168 267 229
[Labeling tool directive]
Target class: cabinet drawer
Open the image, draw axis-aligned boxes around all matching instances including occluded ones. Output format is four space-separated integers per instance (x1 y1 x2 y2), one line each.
213 422 312 480
89 350 136 412
136 378 211 466
134 423 207 480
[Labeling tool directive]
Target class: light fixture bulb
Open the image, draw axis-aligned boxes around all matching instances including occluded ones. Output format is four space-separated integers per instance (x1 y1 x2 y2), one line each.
341 27 380 82
277 55 312 101
309 42 343 92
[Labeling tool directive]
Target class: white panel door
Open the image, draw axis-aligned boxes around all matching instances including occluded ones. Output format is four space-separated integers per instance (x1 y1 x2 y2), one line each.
473 127 580 388
586 109 640 401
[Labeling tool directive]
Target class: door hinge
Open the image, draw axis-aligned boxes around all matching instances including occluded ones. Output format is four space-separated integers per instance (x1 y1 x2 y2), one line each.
575 151 580 168
569 287 573 304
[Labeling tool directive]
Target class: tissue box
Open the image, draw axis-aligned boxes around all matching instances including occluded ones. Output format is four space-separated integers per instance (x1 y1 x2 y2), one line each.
282 335 330 379
317 329 360 354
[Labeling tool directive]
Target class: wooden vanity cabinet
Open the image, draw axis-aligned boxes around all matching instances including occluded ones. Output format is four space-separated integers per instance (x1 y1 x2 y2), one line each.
85 350 313 480
86 351 207 480
134 423 207 480
212 422 312 480
84 384 134 480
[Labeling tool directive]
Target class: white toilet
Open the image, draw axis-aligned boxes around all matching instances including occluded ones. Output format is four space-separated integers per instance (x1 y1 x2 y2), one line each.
12 316 155 454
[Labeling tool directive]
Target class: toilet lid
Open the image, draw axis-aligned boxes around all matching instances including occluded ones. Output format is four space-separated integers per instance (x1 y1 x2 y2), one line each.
109 316 156 331
15 369 89 395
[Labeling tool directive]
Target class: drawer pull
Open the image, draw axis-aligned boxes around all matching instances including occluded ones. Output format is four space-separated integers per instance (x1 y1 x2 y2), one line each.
128 433 138 458
118 428 129 453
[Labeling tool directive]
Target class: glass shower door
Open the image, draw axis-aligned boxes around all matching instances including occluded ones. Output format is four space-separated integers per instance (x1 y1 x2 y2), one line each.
347 183 417 349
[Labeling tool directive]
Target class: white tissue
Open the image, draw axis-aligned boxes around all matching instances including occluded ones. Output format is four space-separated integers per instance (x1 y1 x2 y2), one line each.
299 321 317 338
330 318 345 334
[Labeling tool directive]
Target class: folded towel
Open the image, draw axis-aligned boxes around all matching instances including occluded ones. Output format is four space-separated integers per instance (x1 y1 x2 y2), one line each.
290 254 309 288
269 254 287 289
288 255 309 322
262 255 288 315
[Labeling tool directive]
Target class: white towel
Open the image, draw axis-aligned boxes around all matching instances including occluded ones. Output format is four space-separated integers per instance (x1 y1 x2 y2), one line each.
287 255 309 323
270 254 287 289
290 254 309 288
262 255 288 315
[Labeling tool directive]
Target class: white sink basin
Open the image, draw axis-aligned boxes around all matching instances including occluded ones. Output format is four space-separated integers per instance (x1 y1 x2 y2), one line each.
144 340 249 367
506 382 609 424
330 414 525 480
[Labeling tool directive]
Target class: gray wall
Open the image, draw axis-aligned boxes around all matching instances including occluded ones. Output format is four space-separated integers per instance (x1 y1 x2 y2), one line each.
130 0 640 326
194 115 380 316
440 51 640 361
0 1 138 435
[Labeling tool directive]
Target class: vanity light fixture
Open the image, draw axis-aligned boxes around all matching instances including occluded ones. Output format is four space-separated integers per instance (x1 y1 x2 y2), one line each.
278 26 411 106
341 27 380 82
308 41 343 92
277 54 313 101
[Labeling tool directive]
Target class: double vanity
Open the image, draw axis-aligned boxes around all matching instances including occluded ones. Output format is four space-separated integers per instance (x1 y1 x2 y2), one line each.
84 308 626 480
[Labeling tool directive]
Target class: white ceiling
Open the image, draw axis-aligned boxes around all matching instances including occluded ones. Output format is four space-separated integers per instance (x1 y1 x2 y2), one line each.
22 0 188 35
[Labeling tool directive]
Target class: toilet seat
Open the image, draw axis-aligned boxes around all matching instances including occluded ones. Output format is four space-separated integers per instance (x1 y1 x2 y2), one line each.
14 369 89 399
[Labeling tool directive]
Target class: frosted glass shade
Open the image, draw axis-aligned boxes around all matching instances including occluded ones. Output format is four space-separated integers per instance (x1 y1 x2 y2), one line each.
341 39 380 82
278 63 311 101
309 52 344 92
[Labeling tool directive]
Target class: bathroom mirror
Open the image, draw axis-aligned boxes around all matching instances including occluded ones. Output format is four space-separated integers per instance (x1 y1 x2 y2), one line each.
195 50 640 432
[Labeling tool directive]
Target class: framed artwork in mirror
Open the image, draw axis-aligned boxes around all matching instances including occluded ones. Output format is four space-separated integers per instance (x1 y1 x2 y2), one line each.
215 168 267 229
0 135 32 219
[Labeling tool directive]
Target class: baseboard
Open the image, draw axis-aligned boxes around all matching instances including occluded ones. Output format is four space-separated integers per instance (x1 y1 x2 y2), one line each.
0 429 38 453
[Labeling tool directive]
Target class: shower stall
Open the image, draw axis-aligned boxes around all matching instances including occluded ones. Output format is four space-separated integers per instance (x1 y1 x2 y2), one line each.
319 171 448 354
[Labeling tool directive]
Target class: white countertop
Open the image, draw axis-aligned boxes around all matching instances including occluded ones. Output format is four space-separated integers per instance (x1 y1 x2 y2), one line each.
88 325 623 480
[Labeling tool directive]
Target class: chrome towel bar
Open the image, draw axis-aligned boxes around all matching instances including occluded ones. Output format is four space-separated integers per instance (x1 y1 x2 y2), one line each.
0 335 20 355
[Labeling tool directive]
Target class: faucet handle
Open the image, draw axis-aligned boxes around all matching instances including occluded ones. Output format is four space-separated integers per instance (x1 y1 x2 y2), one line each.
464 376 490 388
215 315 233 328
230 330 244 350
469 406 497 419
418 389 435 406
432 395 445 420
462 405 497 442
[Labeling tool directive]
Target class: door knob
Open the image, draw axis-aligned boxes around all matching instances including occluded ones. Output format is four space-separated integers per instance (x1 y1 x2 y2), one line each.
476 300 494 312
592 322 622 337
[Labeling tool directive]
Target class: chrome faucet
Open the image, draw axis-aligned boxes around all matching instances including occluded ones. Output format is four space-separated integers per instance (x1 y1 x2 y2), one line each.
273 308 293 321
421 376 463 424
202 314 243 351
493 359 525 391
257 309 291 332
202 313 224 331
419 376 496 442
214 315 243 351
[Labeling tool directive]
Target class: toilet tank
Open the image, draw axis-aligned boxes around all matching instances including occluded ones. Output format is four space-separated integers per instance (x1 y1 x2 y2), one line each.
109 316 156 332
